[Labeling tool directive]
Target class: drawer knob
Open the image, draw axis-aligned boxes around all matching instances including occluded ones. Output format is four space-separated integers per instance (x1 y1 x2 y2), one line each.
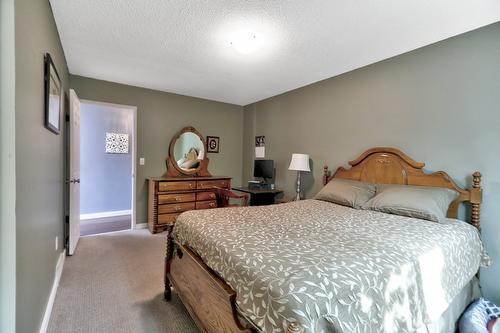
209 202 216 208
175 206 181 211
209 193 215 198
175 197 181 201
189 183 194 188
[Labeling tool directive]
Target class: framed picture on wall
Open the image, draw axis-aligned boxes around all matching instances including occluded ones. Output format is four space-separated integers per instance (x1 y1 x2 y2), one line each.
206 136 220 153
255 135 265 147
44 53 62 135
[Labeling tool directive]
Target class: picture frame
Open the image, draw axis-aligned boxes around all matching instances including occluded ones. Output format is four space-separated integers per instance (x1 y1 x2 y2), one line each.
255 135 265 147
105 132 129 154
206 136 220 153
44 53 62 135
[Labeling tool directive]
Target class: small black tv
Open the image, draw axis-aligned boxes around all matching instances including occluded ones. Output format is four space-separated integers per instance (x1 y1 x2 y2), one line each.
254 159 274 181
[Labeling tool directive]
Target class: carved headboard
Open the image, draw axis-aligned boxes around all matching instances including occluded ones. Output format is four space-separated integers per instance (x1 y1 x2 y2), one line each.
322 147 482 229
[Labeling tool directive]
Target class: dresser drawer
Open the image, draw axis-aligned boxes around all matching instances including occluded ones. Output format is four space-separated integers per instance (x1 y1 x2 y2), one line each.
197 180 230 189
158 193 195 204
158 181 196 192
159 202 196 214
196 191 216 201
157 213 180 225
195 200 217 210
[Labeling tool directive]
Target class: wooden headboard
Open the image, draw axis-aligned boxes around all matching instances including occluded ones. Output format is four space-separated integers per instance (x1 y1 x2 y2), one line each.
322 147 482 229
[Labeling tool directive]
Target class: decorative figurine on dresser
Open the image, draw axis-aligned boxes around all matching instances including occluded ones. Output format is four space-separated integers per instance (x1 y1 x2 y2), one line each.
147 126 245 233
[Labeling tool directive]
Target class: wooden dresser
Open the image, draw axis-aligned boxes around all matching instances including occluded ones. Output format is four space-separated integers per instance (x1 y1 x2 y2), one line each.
147 176 231 233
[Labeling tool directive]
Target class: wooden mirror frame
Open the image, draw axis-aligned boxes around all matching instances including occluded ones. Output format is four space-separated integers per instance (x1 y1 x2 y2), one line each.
163 126 211 177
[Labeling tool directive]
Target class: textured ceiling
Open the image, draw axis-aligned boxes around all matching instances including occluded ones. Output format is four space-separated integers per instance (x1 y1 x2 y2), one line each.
50 1 500 105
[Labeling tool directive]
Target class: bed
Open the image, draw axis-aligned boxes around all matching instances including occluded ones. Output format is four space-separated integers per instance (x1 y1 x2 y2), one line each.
164 147 485 333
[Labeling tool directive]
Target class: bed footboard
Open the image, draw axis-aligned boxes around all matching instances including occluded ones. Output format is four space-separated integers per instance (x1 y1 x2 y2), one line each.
165 228 251 333
165 229 304 333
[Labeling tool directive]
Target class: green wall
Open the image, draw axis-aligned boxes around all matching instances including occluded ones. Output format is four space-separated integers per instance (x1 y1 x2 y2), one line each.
15 0 69 332
70 76 244 224
1 0 16 331
243 22 500 303
242 104 257 184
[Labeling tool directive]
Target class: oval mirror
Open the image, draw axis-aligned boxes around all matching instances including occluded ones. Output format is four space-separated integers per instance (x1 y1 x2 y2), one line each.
167 127 208 175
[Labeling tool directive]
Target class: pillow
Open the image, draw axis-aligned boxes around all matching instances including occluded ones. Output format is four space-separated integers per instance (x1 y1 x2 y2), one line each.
180 159 200 170
314 178 376 209
363 184 458 222
459 298 500 333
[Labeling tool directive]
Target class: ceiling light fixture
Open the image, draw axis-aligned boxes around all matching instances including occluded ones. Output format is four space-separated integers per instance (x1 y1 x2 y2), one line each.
216 19 280 60
229 31 259 55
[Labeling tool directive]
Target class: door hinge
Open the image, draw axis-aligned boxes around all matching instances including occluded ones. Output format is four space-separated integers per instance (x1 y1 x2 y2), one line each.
65 114 70 122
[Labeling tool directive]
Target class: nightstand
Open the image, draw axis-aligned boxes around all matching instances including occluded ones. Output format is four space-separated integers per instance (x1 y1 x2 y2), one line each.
231 187 284 206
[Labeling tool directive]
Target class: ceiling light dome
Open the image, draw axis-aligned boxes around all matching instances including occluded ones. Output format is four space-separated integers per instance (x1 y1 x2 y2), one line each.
216 19 280 62
230 31 259 54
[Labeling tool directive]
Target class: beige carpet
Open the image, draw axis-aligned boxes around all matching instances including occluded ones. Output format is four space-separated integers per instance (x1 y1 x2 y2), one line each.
48 229 199 333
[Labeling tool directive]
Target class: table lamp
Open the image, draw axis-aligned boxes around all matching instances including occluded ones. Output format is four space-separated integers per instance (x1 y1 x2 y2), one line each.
288 153 310 201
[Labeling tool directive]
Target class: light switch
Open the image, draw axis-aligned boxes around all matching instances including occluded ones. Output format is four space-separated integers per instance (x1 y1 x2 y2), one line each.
139 157 145 165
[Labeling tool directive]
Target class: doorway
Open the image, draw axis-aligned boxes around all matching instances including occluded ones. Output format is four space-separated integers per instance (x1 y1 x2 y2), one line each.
79 100 137 236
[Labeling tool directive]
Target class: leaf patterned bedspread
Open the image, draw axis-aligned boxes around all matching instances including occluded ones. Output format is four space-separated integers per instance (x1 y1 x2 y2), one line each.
173 199 486 333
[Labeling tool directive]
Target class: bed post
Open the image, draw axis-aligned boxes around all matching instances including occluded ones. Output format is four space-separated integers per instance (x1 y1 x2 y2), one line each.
323 165 329 185
471 171 482 230
164 225 174 301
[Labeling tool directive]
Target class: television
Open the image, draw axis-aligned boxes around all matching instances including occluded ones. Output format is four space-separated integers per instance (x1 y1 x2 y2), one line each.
254 159 274 182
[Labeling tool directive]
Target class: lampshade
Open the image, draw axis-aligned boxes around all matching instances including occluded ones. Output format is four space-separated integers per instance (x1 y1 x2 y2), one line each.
288 153 310 172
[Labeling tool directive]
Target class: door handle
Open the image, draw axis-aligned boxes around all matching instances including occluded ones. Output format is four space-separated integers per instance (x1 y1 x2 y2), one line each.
66 178 80 184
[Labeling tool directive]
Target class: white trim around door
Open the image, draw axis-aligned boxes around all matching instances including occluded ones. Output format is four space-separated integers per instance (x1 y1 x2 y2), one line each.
80 210 132 221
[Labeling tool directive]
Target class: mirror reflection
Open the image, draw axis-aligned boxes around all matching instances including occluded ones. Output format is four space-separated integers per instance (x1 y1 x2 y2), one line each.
173 132 205 172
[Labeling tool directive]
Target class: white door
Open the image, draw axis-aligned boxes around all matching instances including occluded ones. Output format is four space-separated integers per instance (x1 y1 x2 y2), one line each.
68 89 81 255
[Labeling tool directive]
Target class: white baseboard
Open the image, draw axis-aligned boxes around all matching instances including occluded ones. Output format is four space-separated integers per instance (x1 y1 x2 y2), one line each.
39 251 65 333
134 223 148 229
80 210 132 220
